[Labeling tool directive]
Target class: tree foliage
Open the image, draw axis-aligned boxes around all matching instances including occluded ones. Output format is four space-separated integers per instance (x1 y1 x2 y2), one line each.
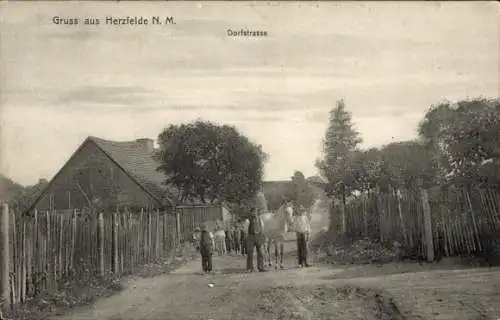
418 98 500 187
378 141 437 192
316 100 362 198
156 120 268 206
7 178 49 213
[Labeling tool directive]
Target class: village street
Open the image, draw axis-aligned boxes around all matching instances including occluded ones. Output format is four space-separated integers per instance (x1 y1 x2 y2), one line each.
51 240 500 320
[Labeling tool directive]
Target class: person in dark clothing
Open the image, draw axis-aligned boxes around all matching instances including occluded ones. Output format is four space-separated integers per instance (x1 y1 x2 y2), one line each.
295 206 311 268
225 228 233 254
199 224 214 273
246 208 266 272
233 225 241 254
240 221 247 255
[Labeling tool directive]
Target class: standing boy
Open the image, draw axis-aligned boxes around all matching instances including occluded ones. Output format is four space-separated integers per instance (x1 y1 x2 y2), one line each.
199 223 214 273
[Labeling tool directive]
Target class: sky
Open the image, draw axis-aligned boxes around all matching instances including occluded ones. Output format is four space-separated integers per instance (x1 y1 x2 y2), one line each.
0 1 499 186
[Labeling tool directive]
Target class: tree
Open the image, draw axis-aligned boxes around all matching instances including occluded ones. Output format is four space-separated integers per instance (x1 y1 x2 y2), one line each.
316 99 362 198
156 120 268 207
7 178 49 213
418 101 457 183
418 98 500 187
316 99 362 233
378 141 437 193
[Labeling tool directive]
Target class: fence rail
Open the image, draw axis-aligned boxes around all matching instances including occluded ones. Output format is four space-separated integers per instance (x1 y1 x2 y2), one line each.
0 204 227 312
331 187 500 260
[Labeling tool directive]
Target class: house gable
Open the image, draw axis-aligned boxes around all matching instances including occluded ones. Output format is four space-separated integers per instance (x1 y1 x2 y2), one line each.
26 138 167 213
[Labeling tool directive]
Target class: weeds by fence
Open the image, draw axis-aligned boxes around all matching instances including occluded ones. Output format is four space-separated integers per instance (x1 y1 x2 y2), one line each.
0 206 182 312
331 186 500 260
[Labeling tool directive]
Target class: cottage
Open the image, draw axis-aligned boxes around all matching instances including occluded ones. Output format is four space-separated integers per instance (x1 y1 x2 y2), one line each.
24 137 172 213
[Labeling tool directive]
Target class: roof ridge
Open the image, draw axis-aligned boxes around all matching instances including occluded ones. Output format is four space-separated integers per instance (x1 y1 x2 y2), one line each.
88 136 140 144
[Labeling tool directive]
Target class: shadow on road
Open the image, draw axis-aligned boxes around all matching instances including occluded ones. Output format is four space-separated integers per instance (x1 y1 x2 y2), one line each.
217 267 248 275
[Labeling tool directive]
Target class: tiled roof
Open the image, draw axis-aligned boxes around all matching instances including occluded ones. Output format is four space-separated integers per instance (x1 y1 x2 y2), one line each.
89 136 211 206
88 136 179 205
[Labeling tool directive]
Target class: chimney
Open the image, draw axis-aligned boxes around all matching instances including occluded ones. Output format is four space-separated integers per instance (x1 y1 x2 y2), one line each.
136 138 154 152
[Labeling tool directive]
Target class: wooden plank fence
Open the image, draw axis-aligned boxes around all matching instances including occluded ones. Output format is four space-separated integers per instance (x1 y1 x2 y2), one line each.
176 205 226 242
0 204 225 313
334 187 500 261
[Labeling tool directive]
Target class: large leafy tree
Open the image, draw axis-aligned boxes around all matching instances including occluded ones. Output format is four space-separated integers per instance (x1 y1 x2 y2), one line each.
418 98 500 187
378 141 437 193
156 120 268 206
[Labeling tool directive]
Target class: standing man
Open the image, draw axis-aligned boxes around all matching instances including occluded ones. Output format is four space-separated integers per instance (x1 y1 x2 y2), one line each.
246 208 266 272
295 205 311 268
233 224 241 254
225 226 233 254
240 219 248 255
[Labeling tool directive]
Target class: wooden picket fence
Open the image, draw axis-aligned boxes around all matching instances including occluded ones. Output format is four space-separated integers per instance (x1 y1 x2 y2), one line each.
334 186 500 259
176 205 227 243
1 206 180 311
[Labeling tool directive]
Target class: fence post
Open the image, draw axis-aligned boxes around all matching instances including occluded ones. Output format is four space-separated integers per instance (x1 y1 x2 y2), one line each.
98 212 105 277
113 211 119 274
21 220 26 302
375 185 383 242
1 203 10 312
396 189 408 246
155 209 160 259
148 211 152 262
69 210 77 275
175 208 181 244
45 211 51 292
420 188 434 262
340 189 347 235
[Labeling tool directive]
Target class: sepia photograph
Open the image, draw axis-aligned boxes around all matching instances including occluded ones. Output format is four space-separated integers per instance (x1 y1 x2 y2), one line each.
0 1 499 319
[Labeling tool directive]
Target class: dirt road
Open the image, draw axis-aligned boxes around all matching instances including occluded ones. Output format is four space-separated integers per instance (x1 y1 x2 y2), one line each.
51 239 500 320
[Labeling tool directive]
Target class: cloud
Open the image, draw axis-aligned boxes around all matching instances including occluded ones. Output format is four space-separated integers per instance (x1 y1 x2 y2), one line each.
54 86 155 106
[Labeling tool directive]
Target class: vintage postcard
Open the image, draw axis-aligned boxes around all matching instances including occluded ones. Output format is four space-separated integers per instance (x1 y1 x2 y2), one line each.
0 2 499 320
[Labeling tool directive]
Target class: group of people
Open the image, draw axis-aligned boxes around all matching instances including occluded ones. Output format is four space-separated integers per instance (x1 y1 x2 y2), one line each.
192 201 312 273
192 220 248 272
194 222 248 256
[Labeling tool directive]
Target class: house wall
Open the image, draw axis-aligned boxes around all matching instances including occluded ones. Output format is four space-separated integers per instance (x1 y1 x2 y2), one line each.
32 141 161 213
